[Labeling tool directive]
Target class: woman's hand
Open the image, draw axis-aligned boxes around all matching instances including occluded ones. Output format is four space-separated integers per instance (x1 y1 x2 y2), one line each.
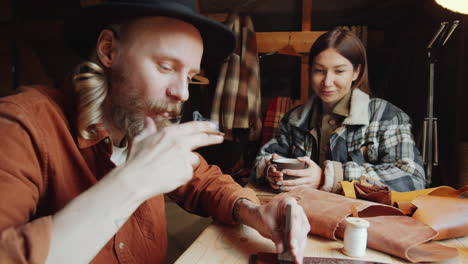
272 156 323 192
266 154 285 190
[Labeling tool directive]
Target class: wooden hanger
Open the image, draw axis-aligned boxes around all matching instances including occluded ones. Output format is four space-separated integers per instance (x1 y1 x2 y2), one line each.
276 33 302 57
189 75 210 85
259 32 302 59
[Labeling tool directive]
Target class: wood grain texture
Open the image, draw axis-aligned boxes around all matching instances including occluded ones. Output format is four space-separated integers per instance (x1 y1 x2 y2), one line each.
302 0 312 31
176 222 467 264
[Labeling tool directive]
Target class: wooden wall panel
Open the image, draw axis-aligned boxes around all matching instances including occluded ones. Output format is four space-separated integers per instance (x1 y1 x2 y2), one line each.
302 0 312 31
205 13 326 53
12 19 78 88
0 38 15 96
17 45 54 86
80 0 104 8
459 142 468 187
17 19 63 41
298 55 309 105
0 0 13 22
256 31 325 53
461 18 468 142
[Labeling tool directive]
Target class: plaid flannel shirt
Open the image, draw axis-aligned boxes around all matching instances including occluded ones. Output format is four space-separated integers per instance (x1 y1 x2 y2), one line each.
210 14 262 141
254 88 426 192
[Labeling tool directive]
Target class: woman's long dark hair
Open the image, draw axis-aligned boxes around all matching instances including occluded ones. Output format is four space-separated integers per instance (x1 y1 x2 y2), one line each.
308 28 370 94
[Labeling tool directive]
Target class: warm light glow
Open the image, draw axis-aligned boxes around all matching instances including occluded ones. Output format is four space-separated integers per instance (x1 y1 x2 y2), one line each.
435 0 468 14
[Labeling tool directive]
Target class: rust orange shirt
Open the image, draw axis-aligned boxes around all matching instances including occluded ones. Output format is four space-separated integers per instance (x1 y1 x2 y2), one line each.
0 85 259 263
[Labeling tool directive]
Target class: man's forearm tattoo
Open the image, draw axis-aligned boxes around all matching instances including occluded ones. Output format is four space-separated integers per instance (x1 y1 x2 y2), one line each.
233 198 246 223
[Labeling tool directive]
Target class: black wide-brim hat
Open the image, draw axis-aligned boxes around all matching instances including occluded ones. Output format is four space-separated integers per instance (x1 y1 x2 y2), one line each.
64 0 235 64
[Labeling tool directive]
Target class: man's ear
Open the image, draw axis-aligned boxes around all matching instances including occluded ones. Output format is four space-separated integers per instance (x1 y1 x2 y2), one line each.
96 29 119 68
352 64 362 81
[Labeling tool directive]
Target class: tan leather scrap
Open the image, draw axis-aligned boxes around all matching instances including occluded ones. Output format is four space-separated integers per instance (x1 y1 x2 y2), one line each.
412 195 468 240
354 182 392 205
394 201 417 215
392 185 468 205
288 187 459 263
341 182 467 207
288 186 404 240
341 182 468 242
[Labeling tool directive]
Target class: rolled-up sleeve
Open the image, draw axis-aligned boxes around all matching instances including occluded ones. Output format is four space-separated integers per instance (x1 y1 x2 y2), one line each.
168 153 260 225
0 216 51 264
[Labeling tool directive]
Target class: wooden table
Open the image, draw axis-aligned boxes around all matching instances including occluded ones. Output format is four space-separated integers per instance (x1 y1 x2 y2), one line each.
175 221 467 264
176 184 468 264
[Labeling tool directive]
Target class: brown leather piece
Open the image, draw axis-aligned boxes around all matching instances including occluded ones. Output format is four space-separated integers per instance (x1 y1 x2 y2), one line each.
412 195 468 240
287 187 459 263
252 252 387 264
460 191 468 199
394 201 417 216
288 187 404 240
406 243 460 263
354 183 392 205
428 185 468 197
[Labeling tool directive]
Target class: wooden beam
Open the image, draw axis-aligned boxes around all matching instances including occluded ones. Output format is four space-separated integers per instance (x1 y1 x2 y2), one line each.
205 12 325 53
256 31 325 53
16 20 63 41
300 0 313 105
204 11 323 104
204 13 228 23
299 55 309 104
302 0 312 31
80 0 104 8
0 0 13 21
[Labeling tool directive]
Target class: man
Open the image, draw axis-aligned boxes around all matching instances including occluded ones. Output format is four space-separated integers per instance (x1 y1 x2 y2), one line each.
0 0 310 263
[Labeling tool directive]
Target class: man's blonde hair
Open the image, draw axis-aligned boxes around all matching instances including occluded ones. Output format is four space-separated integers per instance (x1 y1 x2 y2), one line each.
73 61 108 139
72 23 125 139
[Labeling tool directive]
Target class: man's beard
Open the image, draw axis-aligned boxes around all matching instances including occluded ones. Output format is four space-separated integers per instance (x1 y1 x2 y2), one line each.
111 97 182 138
107 66 183 139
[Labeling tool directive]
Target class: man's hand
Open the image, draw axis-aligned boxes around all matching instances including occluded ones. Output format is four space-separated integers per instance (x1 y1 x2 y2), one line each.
269 156 323 192
235 195 310 264
47 118 223 264
113 118 224 201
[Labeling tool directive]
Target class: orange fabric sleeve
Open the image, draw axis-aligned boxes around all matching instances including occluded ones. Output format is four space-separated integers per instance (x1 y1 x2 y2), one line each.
0 100 51 263
168 153 260 225
0 216 52 264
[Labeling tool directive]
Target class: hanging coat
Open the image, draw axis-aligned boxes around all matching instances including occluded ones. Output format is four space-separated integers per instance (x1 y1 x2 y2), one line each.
211 13 262 142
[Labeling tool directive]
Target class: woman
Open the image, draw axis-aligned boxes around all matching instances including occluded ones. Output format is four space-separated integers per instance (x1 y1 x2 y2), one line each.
253 28 425 193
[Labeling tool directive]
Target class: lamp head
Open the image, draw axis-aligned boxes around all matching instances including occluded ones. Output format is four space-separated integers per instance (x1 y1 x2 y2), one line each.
435 0 468 14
